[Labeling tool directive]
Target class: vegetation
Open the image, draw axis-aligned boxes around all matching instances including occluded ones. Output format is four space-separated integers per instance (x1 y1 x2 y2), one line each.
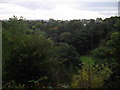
2 16 120 88
80 56 94 66
71 65 112 88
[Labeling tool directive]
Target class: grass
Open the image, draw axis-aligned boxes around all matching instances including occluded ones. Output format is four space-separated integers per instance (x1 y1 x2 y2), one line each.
80 56 95 66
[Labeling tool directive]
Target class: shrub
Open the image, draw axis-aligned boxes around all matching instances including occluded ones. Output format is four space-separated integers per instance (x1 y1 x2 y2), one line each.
71 65 112 88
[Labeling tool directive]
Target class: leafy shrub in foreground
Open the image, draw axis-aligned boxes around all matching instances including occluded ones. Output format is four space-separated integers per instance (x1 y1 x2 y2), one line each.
71 65 112 88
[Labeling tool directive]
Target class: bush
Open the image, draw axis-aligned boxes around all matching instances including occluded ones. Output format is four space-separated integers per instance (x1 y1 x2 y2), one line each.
71 65 112 88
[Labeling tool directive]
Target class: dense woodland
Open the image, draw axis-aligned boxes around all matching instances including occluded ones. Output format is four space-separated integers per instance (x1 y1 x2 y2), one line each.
2 16 120 88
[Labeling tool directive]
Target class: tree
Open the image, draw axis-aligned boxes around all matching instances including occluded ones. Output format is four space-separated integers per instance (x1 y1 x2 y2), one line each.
91 32 120 88
3 31 56 83
52 43 82 83
59 32 71 43
108 32 120 61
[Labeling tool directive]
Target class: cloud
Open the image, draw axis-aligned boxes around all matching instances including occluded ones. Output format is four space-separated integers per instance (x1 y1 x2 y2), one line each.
100 11 118 16
15 2 55 10
70 2 117 11
0 0 119 20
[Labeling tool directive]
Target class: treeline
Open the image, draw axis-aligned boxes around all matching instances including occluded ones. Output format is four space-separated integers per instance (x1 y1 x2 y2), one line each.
2 16 120 88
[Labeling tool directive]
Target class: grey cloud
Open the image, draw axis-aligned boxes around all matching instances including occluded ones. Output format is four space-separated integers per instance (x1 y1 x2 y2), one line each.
14 2 56 10
0 0 15 3
100 11 118 15
0 0 118 19
71 2 118 11
0 1 118 11
82 2 117 7
0 0 57 10
0 0 8 3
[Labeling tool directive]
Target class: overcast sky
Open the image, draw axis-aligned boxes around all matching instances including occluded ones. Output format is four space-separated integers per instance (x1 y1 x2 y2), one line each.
0 0 119 20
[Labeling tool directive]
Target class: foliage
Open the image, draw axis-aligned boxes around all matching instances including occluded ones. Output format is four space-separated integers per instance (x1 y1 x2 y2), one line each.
80 56 94 66
92 32 120 63
3 30 56 83
2 16 82 87
2 16 120 88
108 32 120 61
71 65 112 88
53 43 81 83
91 32 120 88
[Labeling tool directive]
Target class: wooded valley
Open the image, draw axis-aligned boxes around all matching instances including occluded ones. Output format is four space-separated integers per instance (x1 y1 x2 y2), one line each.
2 16 120 88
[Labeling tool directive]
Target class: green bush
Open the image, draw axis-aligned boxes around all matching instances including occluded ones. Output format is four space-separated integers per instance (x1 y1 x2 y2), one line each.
71 65 112 88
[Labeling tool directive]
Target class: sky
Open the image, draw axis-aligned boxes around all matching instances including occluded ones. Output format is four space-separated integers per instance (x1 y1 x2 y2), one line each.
0 0 119 20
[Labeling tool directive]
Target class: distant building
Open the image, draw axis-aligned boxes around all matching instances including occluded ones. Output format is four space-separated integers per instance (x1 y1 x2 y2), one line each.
118 1 120 16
